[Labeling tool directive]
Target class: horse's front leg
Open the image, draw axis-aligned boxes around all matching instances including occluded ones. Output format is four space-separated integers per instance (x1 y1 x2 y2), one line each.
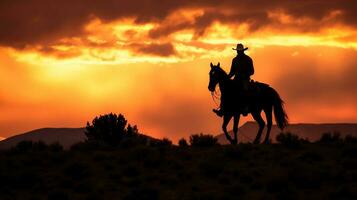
222 114 234 144
232 114 240 145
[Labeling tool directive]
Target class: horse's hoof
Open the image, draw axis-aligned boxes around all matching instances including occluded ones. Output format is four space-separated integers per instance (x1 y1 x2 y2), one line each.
263 140 270 144
253 140 260 144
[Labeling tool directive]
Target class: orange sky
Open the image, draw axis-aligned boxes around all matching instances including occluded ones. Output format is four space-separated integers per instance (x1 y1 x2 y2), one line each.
0 0 356 141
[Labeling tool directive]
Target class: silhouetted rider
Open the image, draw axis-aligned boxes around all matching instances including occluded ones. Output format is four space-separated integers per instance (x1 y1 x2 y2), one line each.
228 43 254 81
213 43 254 117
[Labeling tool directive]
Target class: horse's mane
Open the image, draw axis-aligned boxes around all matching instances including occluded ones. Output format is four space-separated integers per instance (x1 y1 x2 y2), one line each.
216 66 228 77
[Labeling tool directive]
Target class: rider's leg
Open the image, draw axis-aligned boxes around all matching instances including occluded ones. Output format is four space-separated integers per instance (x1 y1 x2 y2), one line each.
213 95 225 117
241 79 250 116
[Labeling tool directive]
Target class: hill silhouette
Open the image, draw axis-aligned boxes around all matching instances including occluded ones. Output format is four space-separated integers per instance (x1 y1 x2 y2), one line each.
0 128 86 150
216 121 357 144
0 128 158 149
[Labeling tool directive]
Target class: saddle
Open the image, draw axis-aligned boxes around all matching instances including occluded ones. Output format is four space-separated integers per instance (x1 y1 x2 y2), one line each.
249 80 269 94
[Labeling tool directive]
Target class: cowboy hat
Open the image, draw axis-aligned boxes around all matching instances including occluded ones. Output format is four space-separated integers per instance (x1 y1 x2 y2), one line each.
232 43 248 51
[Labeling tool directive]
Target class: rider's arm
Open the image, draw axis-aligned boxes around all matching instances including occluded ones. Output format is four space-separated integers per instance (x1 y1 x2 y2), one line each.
250 58 254 76
228 59 236 78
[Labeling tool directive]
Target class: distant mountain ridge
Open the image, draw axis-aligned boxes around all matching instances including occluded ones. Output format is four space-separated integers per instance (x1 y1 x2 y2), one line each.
0 127 159 150
216 121 357 144
0 128 86 150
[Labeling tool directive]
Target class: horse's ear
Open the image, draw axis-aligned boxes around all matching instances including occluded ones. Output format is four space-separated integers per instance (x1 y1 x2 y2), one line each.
218 62 220 67
210 62 213 68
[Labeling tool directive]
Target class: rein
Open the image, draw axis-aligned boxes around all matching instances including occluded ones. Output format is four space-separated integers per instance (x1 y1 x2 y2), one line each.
210 89 221 108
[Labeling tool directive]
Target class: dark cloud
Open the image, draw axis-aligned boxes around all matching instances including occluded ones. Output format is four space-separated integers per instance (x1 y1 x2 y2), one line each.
148 10 271 39
38 46 82 59
0 0 356 50
0 0 187 48
128 42 176 57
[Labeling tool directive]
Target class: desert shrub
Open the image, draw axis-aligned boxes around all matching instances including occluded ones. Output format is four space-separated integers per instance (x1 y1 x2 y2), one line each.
178 138 188 147
189 133 218 147
150 138 172 147
319 132 342 143
276 132 302 147
31 141 48 151
126 124 139 137
14 141 34 152
48 142 63 152
85 113 139 146
344 134 357 143
12 141 53 152
70 141 98 151
119 135 148 148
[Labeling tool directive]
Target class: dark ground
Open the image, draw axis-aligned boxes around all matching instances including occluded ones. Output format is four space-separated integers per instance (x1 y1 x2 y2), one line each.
0 142 356 200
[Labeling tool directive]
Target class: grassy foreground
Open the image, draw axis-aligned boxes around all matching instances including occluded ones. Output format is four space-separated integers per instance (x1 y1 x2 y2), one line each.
0 142 356 200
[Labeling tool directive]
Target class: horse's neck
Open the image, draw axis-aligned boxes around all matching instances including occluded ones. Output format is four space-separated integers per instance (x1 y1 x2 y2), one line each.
218 76 230 94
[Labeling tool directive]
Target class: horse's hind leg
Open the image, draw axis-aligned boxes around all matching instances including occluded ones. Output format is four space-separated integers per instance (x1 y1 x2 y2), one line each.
222 114 234 144
232 115 240 145
252 111 265 144
263 107 273 144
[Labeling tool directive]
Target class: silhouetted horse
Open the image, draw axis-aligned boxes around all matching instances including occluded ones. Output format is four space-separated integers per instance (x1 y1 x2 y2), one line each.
208 62 288 144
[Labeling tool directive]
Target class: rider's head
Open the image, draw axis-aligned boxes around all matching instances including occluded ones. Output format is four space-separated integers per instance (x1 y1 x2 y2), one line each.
233 43 248 55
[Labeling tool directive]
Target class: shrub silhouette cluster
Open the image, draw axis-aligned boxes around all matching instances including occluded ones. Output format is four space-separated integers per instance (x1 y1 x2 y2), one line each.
178 138 188 147
319 132 342 143
189 133 218 147
11 141 63 152
276 132 308 148
85 113 138 146
149 138 172 147
318 132 357 143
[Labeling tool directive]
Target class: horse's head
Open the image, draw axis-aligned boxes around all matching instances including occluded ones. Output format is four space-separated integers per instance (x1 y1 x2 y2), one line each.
208 62 224 92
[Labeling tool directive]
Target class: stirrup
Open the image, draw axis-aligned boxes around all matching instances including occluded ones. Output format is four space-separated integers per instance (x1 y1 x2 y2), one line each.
212 109 224 117
241 107 249 116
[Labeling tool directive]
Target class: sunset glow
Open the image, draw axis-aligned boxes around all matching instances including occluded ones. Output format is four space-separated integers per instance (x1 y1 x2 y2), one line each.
0 0 356 141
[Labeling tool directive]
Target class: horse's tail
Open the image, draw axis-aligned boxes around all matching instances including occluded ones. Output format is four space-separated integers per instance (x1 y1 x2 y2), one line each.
271 88 289 130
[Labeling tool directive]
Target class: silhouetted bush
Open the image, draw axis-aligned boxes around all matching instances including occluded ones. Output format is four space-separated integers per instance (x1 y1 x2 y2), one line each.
178 138 188 147
344 135 357 143
48 142 64 152
150 138 172 147
11 141 63 152
70 141 100 151
119 135 149 148
276 132 302 147
319 132 342 143
126 124 139 137
189 133 218 147
14 141 33 152
85 113 138 146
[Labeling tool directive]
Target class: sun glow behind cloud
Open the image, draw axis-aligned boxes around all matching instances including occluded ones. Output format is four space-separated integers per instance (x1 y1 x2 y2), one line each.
8 10 357 67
